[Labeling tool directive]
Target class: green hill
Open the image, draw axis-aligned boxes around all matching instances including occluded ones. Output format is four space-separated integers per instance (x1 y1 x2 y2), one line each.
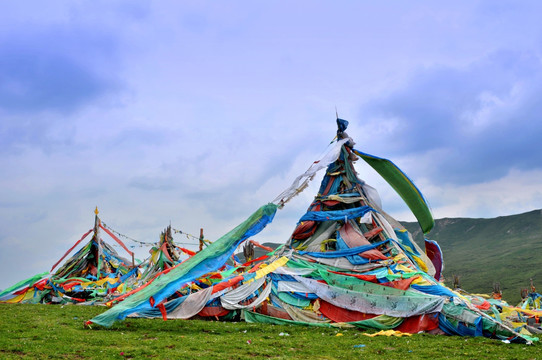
402 209 542 304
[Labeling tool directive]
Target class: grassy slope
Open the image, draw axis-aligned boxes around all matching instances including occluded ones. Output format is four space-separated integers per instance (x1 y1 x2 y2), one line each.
0 303 539 359
402 209 542 304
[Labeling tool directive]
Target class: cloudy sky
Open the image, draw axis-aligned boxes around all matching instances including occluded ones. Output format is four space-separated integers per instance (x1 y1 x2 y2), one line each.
2 1 542 290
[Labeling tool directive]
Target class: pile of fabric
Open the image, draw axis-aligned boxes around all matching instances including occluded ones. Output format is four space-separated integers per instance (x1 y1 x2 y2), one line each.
0 210 140 304
86 119 540 343
137 225 183 284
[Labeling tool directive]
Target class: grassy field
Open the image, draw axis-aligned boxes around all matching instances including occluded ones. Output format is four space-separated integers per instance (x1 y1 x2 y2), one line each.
0 304 539 359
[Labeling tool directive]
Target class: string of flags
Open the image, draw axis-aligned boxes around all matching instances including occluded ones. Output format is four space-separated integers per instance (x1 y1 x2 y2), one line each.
171 228 201 241
101 222 157 247
100 222 209 248
172 228 211 245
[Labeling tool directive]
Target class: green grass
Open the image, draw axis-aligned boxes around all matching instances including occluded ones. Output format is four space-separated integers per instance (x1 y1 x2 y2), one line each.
0 304 539 359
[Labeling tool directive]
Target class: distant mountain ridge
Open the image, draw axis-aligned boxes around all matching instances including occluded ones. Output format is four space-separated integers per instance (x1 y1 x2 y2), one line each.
402 209 542 304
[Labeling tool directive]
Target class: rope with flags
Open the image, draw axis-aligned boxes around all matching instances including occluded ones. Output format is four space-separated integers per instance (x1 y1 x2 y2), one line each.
100 222 211 248
101 222 156 247
172 228 212 247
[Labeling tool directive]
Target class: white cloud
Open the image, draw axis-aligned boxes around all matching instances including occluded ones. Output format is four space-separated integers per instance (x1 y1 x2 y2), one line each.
429 169 542 219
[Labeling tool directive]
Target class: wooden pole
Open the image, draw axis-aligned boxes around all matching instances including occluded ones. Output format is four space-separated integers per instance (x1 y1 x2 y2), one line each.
199 228 204 252
94 207 102 279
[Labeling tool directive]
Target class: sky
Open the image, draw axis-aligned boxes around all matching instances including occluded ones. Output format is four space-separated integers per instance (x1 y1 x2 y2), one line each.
2 1 542 290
